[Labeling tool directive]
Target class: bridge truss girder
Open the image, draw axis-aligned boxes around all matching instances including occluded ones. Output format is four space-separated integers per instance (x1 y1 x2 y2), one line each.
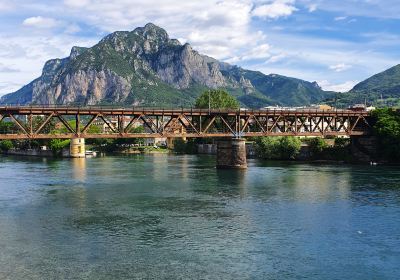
0 107 371 139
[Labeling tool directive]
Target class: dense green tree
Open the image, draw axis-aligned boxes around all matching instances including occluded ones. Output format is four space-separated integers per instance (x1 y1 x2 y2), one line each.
278 137 302 159
255 136 301 160
0 140 14 152
307 137 328 158
173 138 198 154
0 121 17 134
48 139 70 156
56 119 101 134
195 89 240 109
255 137 281 159
371 108 400 161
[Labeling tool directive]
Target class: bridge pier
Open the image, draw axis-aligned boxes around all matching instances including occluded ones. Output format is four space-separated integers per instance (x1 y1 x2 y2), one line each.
216 138 247 169
70 138 85 158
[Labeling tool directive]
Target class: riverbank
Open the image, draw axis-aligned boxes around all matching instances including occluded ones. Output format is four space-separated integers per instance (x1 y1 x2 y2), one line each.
3 148 70 158
116 146 170 154
0 136 383 165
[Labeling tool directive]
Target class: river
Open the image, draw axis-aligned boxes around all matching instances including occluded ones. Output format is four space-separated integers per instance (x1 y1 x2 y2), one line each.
0 154 399 279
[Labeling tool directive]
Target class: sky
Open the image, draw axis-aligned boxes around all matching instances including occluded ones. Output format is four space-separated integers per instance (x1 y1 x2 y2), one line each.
0 0 400 96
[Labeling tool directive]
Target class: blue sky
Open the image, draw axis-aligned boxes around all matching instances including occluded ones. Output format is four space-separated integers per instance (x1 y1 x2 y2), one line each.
0 0 400 96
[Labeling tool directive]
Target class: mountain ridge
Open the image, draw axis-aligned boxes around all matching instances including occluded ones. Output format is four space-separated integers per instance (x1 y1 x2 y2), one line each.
0 23 333 108
326 64 400 107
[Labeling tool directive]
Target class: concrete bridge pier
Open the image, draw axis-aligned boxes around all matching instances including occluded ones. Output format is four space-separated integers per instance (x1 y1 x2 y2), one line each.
216 138 247 169
70 138 86 158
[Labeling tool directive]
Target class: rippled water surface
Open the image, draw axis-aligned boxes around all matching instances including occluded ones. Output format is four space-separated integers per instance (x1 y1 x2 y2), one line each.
0 154 400 279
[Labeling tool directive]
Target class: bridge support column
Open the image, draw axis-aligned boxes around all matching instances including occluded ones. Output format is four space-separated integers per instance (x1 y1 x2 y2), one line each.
216 138 247 169
70 138 86 158
167 137 174 149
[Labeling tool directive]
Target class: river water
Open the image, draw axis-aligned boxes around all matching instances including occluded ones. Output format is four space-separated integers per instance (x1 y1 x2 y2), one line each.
0 154 399 279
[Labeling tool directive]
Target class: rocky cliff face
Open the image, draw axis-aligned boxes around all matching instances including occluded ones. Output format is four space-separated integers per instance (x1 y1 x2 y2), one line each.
0 23 331 107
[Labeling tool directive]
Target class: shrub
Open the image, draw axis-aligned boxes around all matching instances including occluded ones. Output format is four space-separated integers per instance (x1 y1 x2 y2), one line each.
307 137 328 158
255 136 301 160
49 139 70 156
371 108 400 161
278 137 302 159
173 139 198 154
0 140 14 152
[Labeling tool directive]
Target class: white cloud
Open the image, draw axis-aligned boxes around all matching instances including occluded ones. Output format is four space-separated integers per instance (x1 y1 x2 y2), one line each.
318 80 358 92
55 0 271 62
22 16 60 28
64 23 81 34
0 81 24 94
0 0 398 98
3 1 280 95
334 16 347 21
266 52 287 63
0 1 13 11
329 63 352 72
252 0 298 19
0 34 97 95
308 4 317 12
299 0 400 19
241 30 396 93
0 63 19 73
64 0 91 8
240 44 272 61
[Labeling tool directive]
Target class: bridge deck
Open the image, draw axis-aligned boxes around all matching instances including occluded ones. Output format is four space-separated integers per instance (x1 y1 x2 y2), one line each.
0 106 372 139
0 106 370 116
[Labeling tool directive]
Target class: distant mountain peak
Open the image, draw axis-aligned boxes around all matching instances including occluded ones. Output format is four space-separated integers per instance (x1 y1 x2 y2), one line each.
311 81 321 90
0 23 331 107
135 22 169 42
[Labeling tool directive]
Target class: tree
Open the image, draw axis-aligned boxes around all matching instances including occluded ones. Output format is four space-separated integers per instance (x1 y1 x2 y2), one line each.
255 137 281 159
307 137 328 158
0 140 14 152
49 139 70 156
371 108 400 161
195 89 240 109
255 136 301 160
56 119 101 134
278 137 302 159
0 121 16 134
173 138 198 154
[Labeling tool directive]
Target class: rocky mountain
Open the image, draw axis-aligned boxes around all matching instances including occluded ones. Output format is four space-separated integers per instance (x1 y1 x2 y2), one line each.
328 64 400 107
0 23 333 108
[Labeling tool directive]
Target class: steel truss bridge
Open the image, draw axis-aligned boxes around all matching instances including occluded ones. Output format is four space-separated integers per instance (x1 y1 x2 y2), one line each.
0 106 371 139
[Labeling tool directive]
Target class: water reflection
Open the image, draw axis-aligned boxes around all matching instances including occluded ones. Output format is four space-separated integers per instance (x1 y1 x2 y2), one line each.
215 169 248 198
72 158 87 182
0 155 400 279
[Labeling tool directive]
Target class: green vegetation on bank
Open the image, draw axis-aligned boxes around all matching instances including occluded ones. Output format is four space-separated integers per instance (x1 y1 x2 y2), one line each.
173 139 199 154
0 140 14 152
254 137 301 160
304 137 351 161
371 108 400 162
49 139 71 156
253 136 351 161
